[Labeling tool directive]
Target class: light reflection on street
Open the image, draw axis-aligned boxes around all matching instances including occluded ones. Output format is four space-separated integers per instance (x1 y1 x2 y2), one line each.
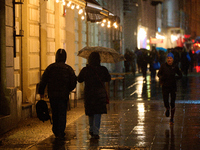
23 74 200 149
128 76 153 101
135 103 146 145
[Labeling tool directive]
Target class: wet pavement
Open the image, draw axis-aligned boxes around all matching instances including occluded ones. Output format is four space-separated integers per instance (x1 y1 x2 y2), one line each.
0 72 200 150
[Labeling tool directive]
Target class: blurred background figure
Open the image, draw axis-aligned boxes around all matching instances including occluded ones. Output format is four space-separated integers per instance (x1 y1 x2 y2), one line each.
149 46 160 80
135 47 142 73
124 48 136 75
140 50 150 81
124 48 131 72
158 51 166 65
188 49 194 72
172 47 181 67
180 48 191 76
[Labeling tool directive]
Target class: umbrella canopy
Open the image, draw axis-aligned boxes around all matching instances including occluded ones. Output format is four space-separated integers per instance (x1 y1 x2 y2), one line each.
77 46 125 63
195 50 200 54
156 47 167 52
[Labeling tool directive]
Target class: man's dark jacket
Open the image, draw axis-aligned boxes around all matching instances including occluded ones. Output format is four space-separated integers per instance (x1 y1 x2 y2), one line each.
157 62 182 90
38 49 77 99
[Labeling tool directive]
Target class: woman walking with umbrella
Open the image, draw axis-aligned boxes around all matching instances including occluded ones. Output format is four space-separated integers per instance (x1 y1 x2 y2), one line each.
77 52 111 139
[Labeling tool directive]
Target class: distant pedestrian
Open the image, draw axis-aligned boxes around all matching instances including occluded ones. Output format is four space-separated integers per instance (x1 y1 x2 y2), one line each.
135 47 142 73
158 51 166 65
157 52 182 125
188 49 194 72
180 49 191 76
38 49 77 139
124 48 131 72
149 46 159 80
172 48 180 66
141 50 149 81
129 50 136 75
77 52 111 139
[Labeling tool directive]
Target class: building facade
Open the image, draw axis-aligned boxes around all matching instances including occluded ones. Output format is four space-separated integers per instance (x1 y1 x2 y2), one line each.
123 0 157 51
183 0 200 38
154 0 200 49
0 0 124 135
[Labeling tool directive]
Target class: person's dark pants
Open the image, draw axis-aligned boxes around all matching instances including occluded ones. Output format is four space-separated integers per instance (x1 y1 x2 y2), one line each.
162 86 176 109
142 66 147 78
89 114 101 135
137 62 141 73
151 69 156 79
50 98 68 137
125 62 130 72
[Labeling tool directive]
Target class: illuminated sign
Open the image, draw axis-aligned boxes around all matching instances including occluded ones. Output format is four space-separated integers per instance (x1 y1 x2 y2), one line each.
150 38 163 44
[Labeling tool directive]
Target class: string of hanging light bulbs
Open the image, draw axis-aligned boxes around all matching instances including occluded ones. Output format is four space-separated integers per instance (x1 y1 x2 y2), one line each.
54 0 119 29
100 18 118 29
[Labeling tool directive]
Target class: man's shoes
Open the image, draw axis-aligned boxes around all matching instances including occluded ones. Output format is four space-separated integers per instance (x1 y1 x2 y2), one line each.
165 109 170 117
55 133 65 140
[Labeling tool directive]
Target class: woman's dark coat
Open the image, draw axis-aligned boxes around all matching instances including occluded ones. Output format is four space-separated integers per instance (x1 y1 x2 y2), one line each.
77 52 111 116
157 62 182 90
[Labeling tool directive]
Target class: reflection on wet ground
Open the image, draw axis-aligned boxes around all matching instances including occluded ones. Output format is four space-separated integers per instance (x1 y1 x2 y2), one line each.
29 73 200 150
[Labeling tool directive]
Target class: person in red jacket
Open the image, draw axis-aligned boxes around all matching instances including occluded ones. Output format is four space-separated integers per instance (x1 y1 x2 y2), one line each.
157 52 182 125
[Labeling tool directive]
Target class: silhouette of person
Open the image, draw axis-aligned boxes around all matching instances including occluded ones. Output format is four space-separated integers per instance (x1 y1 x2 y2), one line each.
77 52 111 139
39 49 77 139
157 52 182 125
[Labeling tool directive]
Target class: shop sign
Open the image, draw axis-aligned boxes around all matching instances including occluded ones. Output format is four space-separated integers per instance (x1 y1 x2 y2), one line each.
150 38 163 44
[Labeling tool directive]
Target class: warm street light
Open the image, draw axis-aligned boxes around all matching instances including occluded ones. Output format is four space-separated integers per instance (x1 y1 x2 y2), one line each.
76 5 80 9
78 9 83 14
81 16 85 20
101 23 105 27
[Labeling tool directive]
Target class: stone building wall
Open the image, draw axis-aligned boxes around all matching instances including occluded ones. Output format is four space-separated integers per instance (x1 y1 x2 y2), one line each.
0 0 19 135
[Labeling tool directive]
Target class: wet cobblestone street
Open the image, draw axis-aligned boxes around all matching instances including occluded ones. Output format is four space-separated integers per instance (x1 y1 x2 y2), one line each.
0 73 200 150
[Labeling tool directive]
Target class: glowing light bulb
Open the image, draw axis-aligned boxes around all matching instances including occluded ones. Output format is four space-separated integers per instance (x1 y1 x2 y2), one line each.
78 9 83 14
76 5 80 9
71 5 75 9
103 19 106 23
107 24 111 28
56 0 59 3
81 16 85 20
113 22 118 28
101 23 105 27
67 1 71 7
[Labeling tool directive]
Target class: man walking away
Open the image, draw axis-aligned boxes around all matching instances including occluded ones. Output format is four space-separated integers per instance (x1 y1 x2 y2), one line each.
38 49 77 139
